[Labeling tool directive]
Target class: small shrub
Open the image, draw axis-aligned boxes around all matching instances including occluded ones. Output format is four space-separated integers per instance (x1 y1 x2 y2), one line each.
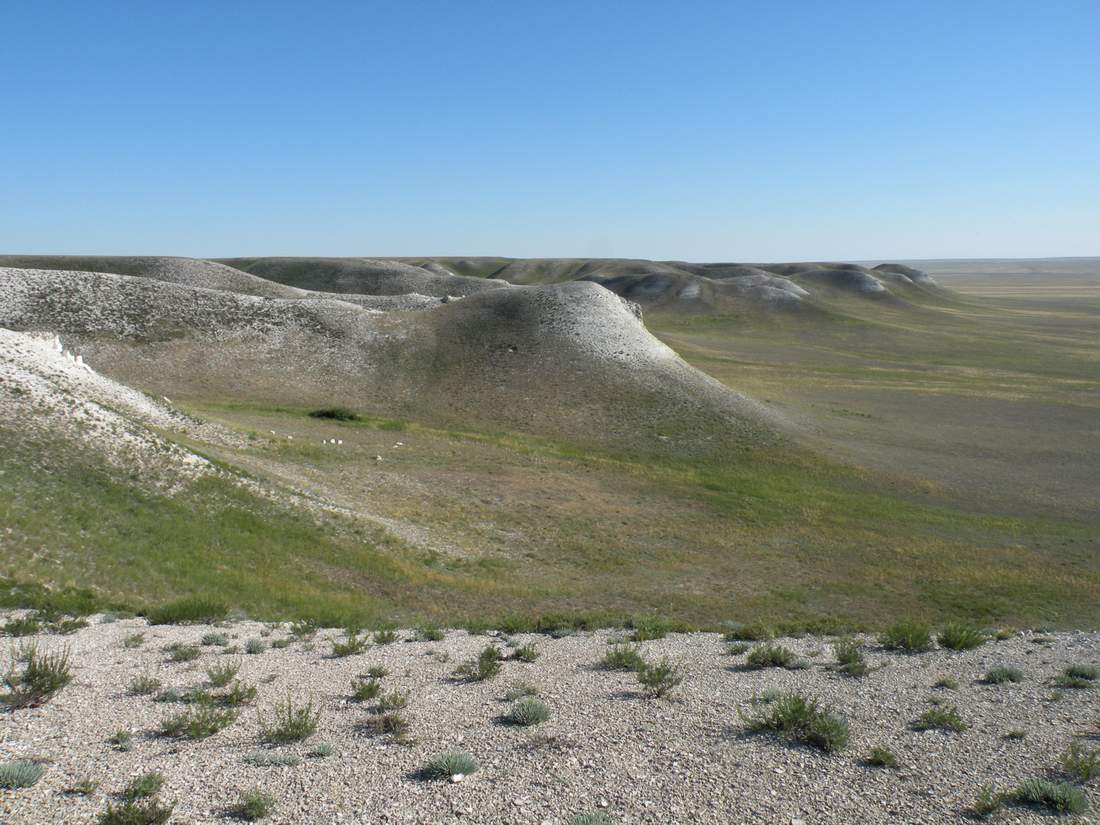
244 638 265 655
418 751 478 780
128 672 161 696
376 689 409 713
308 742 334 758
504 681 539 701
879 620 933 653
932 676 958 690
108 729 134 751
1 643 73 709
1012 777 1088 814
722 622 774 642
970 784 1005 817
938 622 987 651
505 697 551 726
1005 729 1026 740
231 788 275 821
159 703 238 739
417 624 445 641
351 677 382 702
361 712 409 740
123 772 164 801
599 643 645 672
364 665 388 679
454 645 503 682
260 694 320 744
330 634 367 658
309 407 360 421
637 657 682 698
207 660 241 688
201 632 229 647
97 798 175 825
0 760 45 788
514 643 539 663
1059 740 1100 783
244 751 300 767
745 643 804 670
753 687 785 705
269 638 291 649
726 642 750 655
164 643 200 663
982 665 1024 685
122 633 145 649
146 597 227 625
911 704 968 732
289 619 318 638
865 746 897 768
219 681 258 707
372 628 398 645
743 691 849 753
832 638 867 677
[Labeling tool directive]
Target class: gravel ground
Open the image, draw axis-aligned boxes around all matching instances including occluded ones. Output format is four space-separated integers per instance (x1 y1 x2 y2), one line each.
1 617 1097 824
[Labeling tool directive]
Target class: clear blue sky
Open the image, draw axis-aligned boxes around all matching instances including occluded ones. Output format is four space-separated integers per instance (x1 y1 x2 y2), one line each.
2 0 1097 261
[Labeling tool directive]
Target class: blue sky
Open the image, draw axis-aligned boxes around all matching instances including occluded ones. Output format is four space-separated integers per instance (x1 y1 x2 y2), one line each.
2 1 1097 260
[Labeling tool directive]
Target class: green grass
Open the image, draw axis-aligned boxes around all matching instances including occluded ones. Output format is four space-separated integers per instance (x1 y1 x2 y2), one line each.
454 646 503 682
159 703 238 740
911 704 969 732
260 694 320 744
123 772 164 801
417 751 478 780
879 621 933 653
982 665 1024 684
0 761 45 788
745 643 806 670
231 788 276 821
938 622 987 651
1 643 72 709
4 271 1100 636
504 697 551 726
599 643 646 672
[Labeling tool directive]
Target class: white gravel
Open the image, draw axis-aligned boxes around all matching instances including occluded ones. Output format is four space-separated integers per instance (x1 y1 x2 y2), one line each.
1 618 1097 824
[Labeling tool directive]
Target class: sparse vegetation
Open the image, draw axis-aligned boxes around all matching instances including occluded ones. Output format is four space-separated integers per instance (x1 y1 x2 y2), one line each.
454 645 503 682
260 694 320 743
932 676 958 690
743 691 850 753
351 677 382 702
938 622 987 651
879 621 933 653
831 637 867 677
308 742 334 758
122 632 145 649
372 628 398 645
360 711 409 740
417 624 445 641
982 665 1024 684
865 746 897 768
108 729 134 751
244 638 265 655
1059 740 1100 783
911 704 968 732
376 689 409 713
722 622 774 642
726 641 750 655
309 407 360 421
505 696 551 726
159 702 238 739
124 772 165 801
504 681 539 701
207 659 241 687
514 642 540 663
1055 664 1098 689
244 751 301 767
1012 777 1089 814
637 657 683 697
128 671 161 696
745 642 806 670
201 632 229 646
567 815 612 825
364 665 388 679
164 642 200 663
628 616 671 641
98 797 175 825
1 642 72 709
599 642 645 672
418 751 478 780
0 760 45 788
231 788 276 821
330 633 367 658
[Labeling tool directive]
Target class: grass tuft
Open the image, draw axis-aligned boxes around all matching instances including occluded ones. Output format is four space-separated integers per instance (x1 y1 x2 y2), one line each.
745 642 806 670
97 798 175 825
865 746 897 768
1013 777 1088 814
417 751 478 780
599 643 645 672
879 621 933 653
982 665 1024 685
159 702 239 740
123 772 164 801
743 691 849 753
231 788 275 821
637 657 683 697
0 760 45 788
260 694 320 744
937 622 987 651
207 659 241 688
504 697 551 726
1059 740 1100 783
911 704 968 732
330 633 367 658
454 645 503 682
1 642 72 709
